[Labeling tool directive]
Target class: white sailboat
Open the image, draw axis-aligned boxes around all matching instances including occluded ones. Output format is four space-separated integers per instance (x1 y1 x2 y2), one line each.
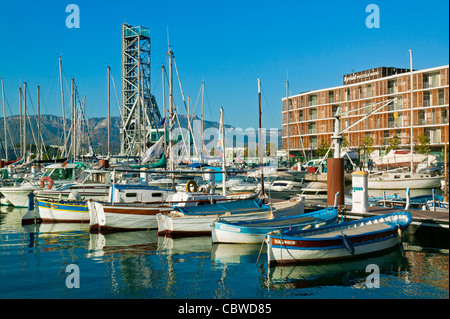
372 149 430 170
367 170 442 190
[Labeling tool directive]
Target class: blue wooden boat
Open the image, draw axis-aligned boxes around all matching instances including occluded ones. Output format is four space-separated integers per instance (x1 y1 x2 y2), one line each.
211 206 338 244
378 194 444 209
157 199 272 236
266 211 412 265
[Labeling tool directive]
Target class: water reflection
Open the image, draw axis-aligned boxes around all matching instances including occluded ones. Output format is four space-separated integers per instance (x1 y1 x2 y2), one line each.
265 248 410 290
88 230 158 259
1 205 447 299
212 243 263 265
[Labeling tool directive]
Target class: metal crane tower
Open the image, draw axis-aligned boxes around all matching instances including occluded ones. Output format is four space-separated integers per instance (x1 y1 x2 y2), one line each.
120 24 163 156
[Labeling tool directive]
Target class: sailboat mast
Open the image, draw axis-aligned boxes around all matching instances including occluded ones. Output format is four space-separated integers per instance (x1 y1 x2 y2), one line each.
107 66 111 157
258 78 265 200
37 85 41 161
409 50 414 173
0 78 7 161
59 56 67 157
71 78 75 159
23 82 27 156
162 65 166 155
19 87 22 158
168 49 175 189
286 80 290 165
220 106 226 196
201 81 204 160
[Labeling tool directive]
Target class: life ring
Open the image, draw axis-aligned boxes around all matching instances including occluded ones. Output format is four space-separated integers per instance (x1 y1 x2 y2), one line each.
40 176 54 190
186 180 198 193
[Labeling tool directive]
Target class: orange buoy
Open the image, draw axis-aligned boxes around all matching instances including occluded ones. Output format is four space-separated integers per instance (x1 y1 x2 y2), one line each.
40 176 54 190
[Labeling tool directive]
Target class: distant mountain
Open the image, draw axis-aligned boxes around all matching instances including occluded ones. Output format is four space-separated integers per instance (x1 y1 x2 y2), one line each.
0 114 281 158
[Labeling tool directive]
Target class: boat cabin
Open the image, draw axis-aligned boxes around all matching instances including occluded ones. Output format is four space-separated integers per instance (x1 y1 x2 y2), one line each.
42 163 85 182
76 169 111 185
109 184 175 203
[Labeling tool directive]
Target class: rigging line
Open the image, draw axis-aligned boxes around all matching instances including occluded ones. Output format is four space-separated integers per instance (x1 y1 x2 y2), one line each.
110 72 122 117
261 90 276 128
203 83 215 122
3 94 19 158
173 57 200 157
24 85 40 148
191 83 202 118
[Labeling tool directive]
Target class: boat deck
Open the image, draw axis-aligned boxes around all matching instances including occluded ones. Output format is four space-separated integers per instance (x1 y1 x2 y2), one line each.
341 205 449 230
304 222 392 239
229 216 319 228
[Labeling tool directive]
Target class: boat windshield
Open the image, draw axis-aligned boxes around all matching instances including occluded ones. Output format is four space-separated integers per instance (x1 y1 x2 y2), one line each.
44 168 74 181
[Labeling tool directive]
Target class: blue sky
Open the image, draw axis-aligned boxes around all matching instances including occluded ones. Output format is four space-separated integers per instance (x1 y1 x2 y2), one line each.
0 0 448 130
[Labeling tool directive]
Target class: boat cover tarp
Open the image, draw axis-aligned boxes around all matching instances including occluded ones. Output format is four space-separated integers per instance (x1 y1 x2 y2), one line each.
173 199 269 215
131 155 167 169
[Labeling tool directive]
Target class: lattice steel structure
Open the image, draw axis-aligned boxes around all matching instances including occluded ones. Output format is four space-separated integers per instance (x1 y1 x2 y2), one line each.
121 24 162 156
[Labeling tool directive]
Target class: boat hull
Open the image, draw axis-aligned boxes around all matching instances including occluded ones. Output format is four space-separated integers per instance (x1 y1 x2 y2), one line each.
267 234 399 264
368 175 442 190
157 211 273 237
266 211 412 265
22 200 90 224
211 207 338 244
1 187 38 207
88 202 173 232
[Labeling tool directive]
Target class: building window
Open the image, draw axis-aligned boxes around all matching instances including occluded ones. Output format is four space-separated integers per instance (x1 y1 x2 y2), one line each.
425 128 441 143
309 108 317 120
308 95 318 106
332 105 339 116
328 91 334 103
390 96 402 111
310 136 317 148
388 80 397 94
442 108 448 124
366 84 372 98
423 72 440 88
388 113 396 128
418 110 425 125
308 122 316 134
438 89 445 105
423 91 432 107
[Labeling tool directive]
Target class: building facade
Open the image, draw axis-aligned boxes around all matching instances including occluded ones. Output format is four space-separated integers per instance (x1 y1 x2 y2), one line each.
282 65 449 160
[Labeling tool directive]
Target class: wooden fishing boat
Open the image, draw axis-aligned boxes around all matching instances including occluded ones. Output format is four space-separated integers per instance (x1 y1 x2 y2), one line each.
34 169 112 202
22 184 176 225
156 199 272 237
211 206 338 244
88 190 259 232
266 211 412 265
0 163 87 207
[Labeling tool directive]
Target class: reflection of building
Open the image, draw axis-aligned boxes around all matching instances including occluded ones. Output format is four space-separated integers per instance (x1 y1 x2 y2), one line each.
282 65 449 159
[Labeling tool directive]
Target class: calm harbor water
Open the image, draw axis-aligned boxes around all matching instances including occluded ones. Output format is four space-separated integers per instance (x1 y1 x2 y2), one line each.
0 205 448 300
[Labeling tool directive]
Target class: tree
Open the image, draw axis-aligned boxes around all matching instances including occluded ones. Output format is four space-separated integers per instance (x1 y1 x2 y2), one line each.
416 133 431 155
386 135 401 153
342 136 349 148
317 138 331 157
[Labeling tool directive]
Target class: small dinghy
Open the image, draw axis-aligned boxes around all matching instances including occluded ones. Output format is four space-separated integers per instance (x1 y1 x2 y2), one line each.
266 211 412 265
